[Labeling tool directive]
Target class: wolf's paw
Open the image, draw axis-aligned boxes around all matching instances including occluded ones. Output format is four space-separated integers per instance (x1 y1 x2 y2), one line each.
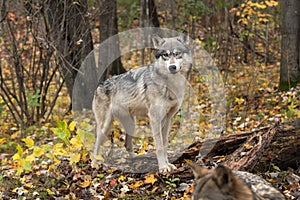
159 163 177 174
91 159 100 169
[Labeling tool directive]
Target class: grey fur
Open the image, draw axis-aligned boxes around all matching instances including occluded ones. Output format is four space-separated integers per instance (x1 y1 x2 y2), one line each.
91 35 192 173
189 163 285 200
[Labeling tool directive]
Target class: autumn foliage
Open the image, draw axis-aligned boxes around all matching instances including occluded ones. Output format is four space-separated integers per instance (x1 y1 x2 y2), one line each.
0 0 299 199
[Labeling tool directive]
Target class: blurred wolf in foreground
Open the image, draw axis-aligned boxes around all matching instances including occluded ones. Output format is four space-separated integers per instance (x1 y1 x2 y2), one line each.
189 163 285 200
91 35 192 173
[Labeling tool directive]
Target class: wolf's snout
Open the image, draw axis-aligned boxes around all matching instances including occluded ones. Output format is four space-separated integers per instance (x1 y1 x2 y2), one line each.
169 65 177 73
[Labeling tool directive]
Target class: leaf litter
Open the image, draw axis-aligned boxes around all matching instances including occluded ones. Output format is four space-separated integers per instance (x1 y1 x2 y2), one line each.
0 60 300 199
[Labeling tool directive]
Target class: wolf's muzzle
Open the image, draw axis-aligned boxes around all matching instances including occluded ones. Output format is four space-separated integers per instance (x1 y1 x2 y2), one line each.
169 65 177 73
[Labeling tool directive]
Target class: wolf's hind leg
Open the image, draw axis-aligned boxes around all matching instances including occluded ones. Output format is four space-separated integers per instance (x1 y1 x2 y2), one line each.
115 110 136 158
92 105 113 169
93 115 112 156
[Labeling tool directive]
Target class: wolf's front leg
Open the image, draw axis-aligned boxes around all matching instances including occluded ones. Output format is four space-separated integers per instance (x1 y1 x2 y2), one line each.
149 106 174 173
161 117 176 170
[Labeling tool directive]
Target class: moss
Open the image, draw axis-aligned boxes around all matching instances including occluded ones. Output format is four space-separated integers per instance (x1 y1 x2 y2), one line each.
278 79 300 91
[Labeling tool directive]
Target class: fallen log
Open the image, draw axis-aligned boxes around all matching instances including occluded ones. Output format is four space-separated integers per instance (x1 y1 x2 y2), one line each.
109 120 300 173
179 120 300 172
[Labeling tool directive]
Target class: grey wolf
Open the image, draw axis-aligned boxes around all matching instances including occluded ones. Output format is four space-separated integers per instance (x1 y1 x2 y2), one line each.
91 35 192 173
189 163 285 200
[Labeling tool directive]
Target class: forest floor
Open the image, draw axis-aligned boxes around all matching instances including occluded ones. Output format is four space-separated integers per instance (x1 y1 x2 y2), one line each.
0 60 300 199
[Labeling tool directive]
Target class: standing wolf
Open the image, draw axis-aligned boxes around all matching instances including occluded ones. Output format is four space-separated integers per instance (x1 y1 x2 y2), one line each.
91 35 192 173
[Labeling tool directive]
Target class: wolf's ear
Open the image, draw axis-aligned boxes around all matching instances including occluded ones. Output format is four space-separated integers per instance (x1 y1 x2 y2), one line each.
177 33 190 45
188 163 211 180
152 35 165 48
212 165 234 190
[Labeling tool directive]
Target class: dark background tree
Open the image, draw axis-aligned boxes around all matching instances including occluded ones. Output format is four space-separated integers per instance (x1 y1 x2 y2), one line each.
0 0 65 126
46 0 97 109
97 0 126 82
140 0 160 28
279 0 300 90
140 0 160 65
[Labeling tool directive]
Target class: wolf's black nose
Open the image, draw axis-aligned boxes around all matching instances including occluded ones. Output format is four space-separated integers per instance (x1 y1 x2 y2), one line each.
169 65 177 73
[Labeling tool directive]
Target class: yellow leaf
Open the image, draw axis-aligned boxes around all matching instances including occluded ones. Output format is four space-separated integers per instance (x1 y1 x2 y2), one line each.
235 97 245 105
70 137 83 149
80 180 91 188
69 121 77 131
12 153 21 160
266 177 275 183
53 143 67 156
1 158 8 165
113 130 121 137
46 188 55 195
237 18 248 25
48 157 61 170
25 154 35 162
247 1 253 6
244 143 253 150
113 121 119 126
16 168 24 175
53 115 60 122
118 175 126 183
107 168 117 174
130 180 144 189
259 18 269 23
70 153 81 164
265 0 278 7
11 131 20 139
81 148 89 163
22 138 34 148
144 174 157 185
256 3 267 9
0 138 6 145
33 146 44 157
44 122 51 127
139 142 148 155
151 186 159 193
229 7 237 13
216 156 226 162
24 183 34 189
16 144 23 155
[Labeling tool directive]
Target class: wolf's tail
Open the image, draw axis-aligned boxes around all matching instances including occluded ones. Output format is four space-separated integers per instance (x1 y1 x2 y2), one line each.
92 86 112 129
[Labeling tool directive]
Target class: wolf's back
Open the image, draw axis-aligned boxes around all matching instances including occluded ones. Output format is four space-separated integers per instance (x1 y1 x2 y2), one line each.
234 171 286 200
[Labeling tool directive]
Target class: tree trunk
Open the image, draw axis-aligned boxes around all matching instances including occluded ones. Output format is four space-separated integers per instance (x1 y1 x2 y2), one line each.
140 0 160 65
148 0 160 28
279 0 300 90
97 0 126 83
46 0 96 109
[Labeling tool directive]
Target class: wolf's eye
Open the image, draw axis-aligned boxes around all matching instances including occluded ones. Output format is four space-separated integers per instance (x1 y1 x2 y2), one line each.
173 51 182 57
162 52 169 58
